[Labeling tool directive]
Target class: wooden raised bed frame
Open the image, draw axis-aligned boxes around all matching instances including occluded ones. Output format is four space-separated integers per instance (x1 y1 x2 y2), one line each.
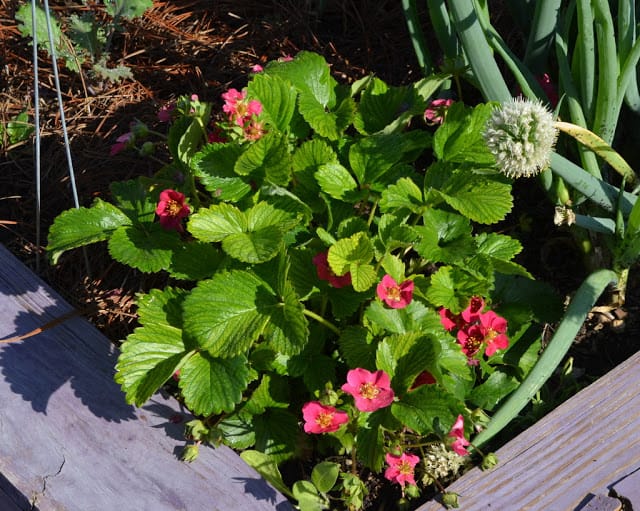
0 244 292 510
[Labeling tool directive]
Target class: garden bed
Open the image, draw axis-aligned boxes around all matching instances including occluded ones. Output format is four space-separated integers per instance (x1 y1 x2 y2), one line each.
2 1 640 510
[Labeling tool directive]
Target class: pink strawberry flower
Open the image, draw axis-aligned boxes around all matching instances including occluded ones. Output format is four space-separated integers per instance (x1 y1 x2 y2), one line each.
341 368 395 412
409 370 436 390
384 452 420 488
243 119 267 141
448 414 470 456
376 274 414 309
221 88 263 127
478 310 509 356
155 189 190 232
456 324 485 364
251 64 264 73
424 98 454 125
109 132 133 156
157 103 176 123
302 401 349 434
456 310 509 362
439 307 463 331
312 252 351 288
461 296 485 323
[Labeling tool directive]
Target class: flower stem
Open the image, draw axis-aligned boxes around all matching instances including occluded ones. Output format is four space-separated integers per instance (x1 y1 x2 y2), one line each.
472 269 617 448
303 308 341 336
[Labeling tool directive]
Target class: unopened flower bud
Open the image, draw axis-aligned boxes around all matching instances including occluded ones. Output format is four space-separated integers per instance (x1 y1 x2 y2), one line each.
131 121 149 138
139 141 155 156
180 443 199 462
481 452 499 470
441 491 461 508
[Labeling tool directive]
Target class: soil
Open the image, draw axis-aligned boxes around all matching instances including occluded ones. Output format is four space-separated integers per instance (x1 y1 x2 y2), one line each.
1 0 639 508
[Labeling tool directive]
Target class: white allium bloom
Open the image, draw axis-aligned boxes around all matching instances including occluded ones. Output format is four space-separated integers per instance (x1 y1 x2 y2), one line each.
483 97 558 178
420 442 469 486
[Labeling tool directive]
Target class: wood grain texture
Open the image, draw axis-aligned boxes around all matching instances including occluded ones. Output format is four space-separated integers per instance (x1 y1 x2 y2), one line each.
0 244 292 511
418 347 640 510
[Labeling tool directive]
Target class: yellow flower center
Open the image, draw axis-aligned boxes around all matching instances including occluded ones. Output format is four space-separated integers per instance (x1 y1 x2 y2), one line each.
359 382 380 400
465 336 483 355
398 460 413 476
386 286 401 302
315 412 334 428
485 328 498 342
166 199 182 216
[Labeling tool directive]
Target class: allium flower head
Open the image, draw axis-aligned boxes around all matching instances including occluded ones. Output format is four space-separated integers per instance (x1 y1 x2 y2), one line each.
302 401 349 434
384 452 420 488
341 368 395 412
155 189 190 232
483 97 558 178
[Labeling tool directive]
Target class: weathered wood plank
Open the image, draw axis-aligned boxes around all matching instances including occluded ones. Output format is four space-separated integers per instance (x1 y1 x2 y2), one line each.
0 244 292 510
418 345 640 510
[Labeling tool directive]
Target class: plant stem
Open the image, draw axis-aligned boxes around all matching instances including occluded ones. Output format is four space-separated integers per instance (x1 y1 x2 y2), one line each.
447 0 511 102
472 268 617 449
303 308 341 336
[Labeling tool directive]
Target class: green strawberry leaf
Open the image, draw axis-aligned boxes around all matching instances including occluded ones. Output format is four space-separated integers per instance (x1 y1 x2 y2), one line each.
167 241 223 281
379 177 424 213
247 73 298 132
47 199 131 264
190 143 251 202
391 385 462 435
179 351 250 416
182 270 274 357
235 132 292 186
429 165 513 224
299 92 355 141
468 370 519 411
433 102 496 164
110 179 157 224
115 288 190 406
263 280 310 356
414 208 475 264
108 223 182 273
253 408 300 463
315 162 359 200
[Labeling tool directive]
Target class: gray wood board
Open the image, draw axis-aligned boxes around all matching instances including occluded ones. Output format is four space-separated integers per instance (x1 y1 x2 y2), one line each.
418 345 640 510
0 244 292 511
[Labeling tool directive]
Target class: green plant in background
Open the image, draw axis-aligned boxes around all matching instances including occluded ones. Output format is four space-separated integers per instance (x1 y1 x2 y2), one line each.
46 51 562 509
401 0 638 456
0 111 34 147
15 0 152 83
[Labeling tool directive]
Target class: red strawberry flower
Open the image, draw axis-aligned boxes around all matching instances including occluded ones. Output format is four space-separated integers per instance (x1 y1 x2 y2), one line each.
155 189 190 232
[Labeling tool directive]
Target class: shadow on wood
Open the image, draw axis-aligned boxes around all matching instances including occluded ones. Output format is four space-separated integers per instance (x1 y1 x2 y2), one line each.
0 244 292 510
